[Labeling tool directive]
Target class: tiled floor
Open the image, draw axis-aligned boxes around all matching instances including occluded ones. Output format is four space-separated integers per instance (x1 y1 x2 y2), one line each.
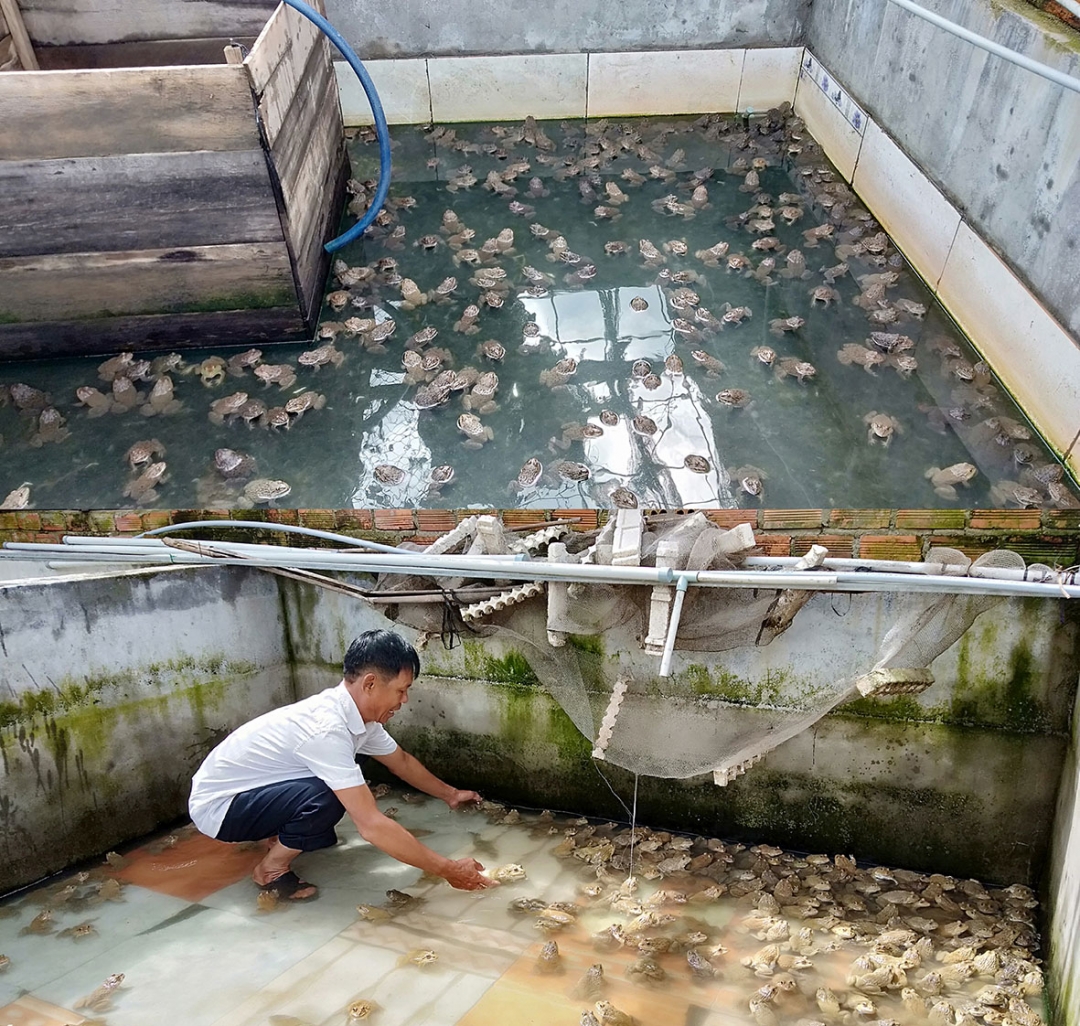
0 795 1046 1026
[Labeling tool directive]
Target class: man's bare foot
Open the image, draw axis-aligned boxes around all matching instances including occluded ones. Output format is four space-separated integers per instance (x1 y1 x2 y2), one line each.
253 841 318 900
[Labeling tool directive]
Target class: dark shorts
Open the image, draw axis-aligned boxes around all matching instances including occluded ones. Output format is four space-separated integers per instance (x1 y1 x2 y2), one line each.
217 777 346 852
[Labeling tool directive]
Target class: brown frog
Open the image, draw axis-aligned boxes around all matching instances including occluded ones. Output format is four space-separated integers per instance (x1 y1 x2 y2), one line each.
837 344 886 374
298 345 345 371
864 412 903 446
260 406 291 430
925 463 978 500
284 392 325 418
374 465 406 486
631 415 657 436
715 388 752 408
76 386 112 418
242 479 292 505
535 939 563 974
551 421 604 451
254 364 298 390
691 350 725 376
774 358 817 383
198 357 228 388
611 486 639 509
30 407 70 447
458 413 494 449
731 465 767 502
123 461 168 504
557 461 591 482
214 449 257 479
510 458 543 494
226 348 262 377
683 454 711 474
428 465 455 496
125 438 166 471
479 340 506 361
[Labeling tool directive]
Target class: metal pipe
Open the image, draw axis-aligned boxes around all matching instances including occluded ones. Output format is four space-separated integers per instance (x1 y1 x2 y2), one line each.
135 521 418 556
5 538 1080 599
884 0 1080 95
743 556 1061 583
659 575 690 677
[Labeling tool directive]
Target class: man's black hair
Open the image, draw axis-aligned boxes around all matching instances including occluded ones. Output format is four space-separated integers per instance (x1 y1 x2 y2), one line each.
343 629 421 681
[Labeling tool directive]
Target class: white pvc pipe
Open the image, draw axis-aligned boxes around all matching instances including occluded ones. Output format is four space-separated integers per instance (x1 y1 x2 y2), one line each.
743 556 1059 583
5 538 1080 600
885 0 1080 95
659 576 689 678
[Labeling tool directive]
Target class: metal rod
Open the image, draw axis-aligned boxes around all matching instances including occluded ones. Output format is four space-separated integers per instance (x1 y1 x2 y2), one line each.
5 538 1080 599
885 0 1080 95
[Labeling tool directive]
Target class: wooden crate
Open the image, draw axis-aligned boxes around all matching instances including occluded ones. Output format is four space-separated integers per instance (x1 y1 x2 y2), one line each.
0 0 346 357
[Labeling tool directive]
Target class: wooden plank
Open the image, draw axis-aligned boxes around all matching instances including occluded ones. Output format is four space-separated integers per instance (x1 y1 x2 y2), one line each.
284 105 343 282
0 308 307 360
0 0 38 69
292 146 346 325
0 150 284 258
244 1 320 97
0 242 297 321
34 37 259 71
257 32 330 146
269 46 337 199
19 0 276 47
0 65 259 161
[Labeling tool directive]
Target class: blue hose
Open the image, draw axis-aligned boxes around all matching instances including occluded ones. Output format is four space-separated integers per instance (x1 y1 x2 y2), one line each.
278 0 392 252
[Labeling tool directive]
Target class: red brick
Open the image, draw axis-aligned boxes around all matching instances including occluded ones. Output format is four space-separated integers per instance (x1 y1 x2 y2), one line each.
761 509 824 530
828 509 892 529
15 512 41 531
858 535 922 561
707 509 759 529
791 534 854 558
36 512 69 532
416 510 457 533
895 509 967 530
334 509 374 530
112 512 145 533
968 509 1042 531
754 533 792 556
455 508 492 522
87 511 117 535
554 509 598 530
139 511 174 530
499 510 548 529
298 510 338 531
0 513 19 530
374 508 415 531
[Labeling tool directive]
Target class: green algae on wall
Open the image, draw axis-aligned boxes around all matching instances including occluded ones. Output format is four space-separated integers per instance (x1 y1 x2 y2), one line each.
673 663 837 709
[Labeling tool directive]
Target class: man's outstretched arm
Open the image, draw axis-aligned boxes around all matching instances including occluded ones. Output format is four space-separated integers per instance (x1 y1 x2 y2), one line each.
334 783 493 890
372 746 481 809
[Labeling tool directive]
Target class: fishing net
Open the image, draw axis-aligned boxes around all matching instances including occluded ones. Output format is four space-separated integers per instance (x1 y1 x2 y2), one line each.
375 518 1033 783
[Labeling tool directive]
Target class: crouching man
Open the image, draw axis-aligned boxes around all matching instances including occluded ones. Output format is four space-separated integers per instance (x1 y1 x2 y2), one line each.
188 629 494 900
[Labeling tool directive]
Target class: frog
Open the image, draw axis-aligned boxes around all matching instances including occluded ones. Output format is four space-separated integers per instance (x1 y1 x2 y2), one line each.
629 296 649 312
690 350 725 377
110 376 142 411
837 344 886 374
599 409 620 427
694 241 730 267
453 304 482 335
886 353 919 377
715 388 752 408
638 239 664 265
625 955 667 984
141 375 183 417
868 331 915 354
197 356 228 388
990 481 1043 509
226 348 263 377
802 224 835 247
539 357 578 388
261 406 291 430
479 340 506 361
74 973 125 1012
21 909 55 935
214 449 257 479
256 889 279 913
398 948 439 968
29 407 70 447
925 463 978 500
429 276 458 302
1048 481 1080 508
684 454 711 474
125 438 166 471
0 954 9 971
595 1000 637 1026
534 939 563 974
768 316 806 336
630 360 652 379
415 234 441 252
863 412 904 446
551 422 604 451
242 478 292 505
610 486 639 509
663 239 689 256
325 289 351 312
510 457 543 494
76 385 112 418
664 354 685 375
751 346 776 367
414 383 451 409
631 415 658 436
557 461 591 482
731 465 767 502
284 392 326 419
374 465 405 486
809 285 841 306
254 364 298 390
124 461 167 504
96 353 135 383
458 413 494 449
427 465 455 496
774 358 817 383
298 345 345 371
237 399 267 427
370 319 397 344
356 903 394 923
491 863 527 882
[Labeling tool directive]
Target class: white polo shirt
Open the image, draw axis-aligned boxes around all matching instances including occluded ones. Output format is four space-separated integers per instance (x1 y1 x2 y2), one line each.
188 682 398 837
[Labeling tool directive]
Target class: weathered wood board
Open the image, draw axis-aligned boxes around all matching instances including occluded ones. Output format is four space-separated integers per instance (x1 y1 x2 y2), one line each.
35 37 258 70
0 149 286 257
0 243 297 321
0 308 307 360
0 65 260 160
18 0 276 47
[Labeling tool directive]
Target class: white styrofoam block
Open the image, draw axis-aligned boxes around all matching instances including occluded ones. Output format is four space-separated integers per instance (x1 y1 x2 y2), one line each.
937 221 1080 473
852 119 962 290
738 47 803 112
427 53 587 122
335 58 430 126
587 49 743 117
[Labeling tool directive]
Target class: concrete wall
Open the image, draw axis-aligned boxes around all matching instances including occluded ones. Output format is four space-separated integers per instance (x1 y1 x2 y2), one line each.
284 578 1078 885
1050 689 1079 1026
805 0 1080 343
0 566 292 892
323 0 810 59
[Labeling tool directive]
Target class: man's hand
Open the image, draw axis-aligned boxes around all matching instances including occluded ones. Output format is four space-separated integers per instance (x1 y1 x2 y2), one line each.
443 857 496 891
445 789 482 810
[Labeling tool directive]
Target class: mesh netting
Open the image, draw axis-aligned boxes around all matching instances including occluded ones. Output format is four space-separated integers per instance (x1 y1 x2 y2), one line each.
379 525 1033 782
